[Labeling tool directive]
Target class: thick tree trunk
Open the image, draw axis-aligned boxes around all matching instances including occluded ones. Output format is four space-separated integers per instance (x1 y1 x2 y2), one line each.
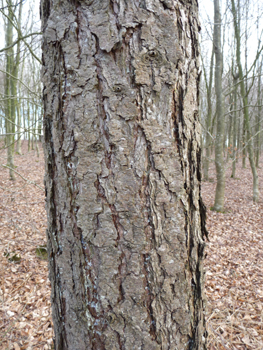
41 1 207 349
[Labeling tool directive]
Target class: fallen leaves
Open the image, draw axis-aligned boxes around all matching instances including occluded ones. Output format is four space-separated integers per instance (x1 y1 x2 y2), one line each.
0 142 262 349
203 159 263 349
0 142 53 350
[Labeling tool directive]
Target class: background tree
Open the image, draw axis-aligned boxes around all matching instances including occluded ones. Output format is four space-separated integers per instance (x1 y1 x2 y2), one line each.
213 0 225 212
199 0 263 204
255 59 263 167
3 0 19 180
41 0 207 349
231 0 260 202
231 69 239 178
201 45 214 181
0 0 42 173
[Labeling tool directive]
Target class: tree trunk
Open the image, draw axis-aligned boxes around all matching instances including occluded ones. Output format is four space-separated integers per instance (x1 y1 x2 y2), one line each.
38 105 43 142
202 47 214 181
14 0 23 155
242 120 246 168
237 100 241 163
41 1 207 349
213 0 225 212
231 72 238 178
231 0 259 202
16 99 22 154
5 1 16 180
27 99 30 152
226 99 232 163
255 60 262 168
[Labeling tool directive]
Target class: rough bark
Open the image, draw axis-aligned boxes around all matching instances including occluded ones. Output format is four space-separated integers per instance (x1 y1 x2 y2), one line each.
41 1 207 349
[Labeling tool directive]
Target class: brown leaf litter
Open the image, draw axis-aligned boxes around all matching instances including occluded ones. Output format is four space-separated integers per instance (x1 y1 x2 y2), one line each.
203 158 263 350
0 142 262 349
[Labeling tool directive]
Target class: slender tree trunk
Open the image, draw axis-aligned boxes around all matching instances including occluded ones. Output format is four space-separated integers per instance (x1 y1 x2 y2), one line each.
31 102 35 151
231 0 259 202
213 0 225 212
41 1 207 349
22 97 25 148
16 99 22 154
0 113 2 136
38 105 43 142
202 48 214 181
27 100 30 151
231 73 238 178
242 122 246 168
255 60 262 167
14 0 23 155
16 62 24 155
4 0 23 170
237 101 241 163
5 1 15 180
226 99 233 163
34 102 39 156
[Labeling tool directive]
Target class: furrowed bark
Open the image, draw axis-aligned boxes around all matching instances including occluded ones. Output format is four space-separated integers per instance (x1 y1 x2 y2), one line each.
41 0 207 349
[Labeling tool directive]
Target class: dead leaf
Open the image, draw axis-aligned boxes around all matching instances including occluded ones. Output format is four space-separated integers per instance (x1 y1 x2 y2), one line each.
13 343 20 350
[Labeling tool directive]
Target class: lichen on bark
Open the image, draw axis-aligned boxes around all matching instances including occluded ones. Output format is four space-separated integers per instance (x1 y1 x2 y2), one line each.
41 0 207 349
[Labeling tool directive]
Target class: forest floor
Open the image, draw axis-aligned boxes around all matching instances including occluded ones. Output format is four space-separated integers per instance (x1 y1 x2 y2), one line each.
0 141 262 350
